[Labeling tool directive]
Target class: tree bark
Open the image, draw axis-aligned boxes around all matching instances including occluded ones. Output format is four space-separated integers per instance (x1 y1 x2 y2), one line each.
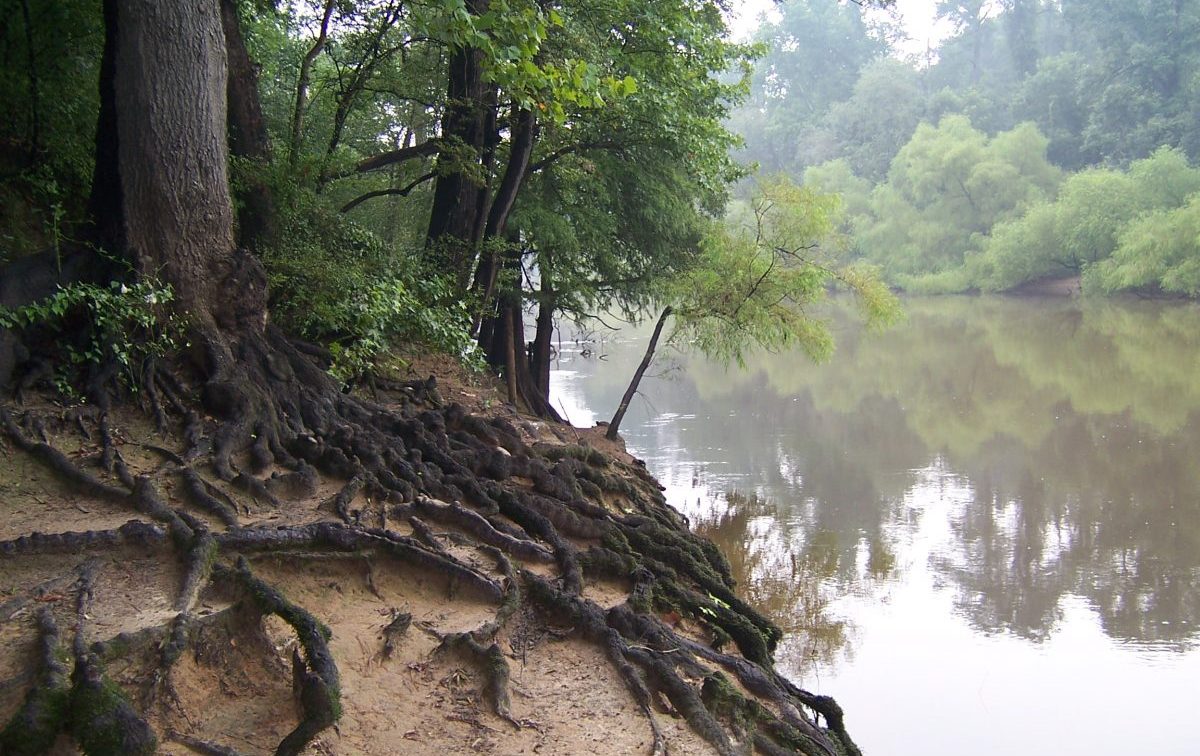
114 0 257 336
425 0 493 283
484 108 536 241
529 254 555 400
221 0 269 161
530 293 554 400
86 0 124 256
502 299 519 404
607 307 672 441
464 89 500 291
470 107 536 324
500 295 562 422
220 0 275 251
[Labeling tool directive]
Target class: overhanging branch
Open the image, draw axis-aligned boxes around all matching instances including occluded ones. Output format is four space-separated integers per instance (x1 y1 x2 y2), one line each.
339 171 436 213
329 140 442 182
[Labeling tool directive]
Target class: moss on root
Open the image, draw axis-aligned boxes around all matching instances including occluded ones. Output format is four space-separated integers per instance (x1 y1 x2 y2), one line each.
533 442 609 468
216 558 342 754
0 609 72 755
70 654 157 756
0 669 71 755
701 671 837 756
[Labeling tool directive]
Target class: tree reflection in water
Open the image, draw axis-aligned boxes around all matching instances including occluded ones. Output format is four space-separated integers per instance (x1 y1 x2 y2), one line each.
555 296 1200 652
689 489 865 675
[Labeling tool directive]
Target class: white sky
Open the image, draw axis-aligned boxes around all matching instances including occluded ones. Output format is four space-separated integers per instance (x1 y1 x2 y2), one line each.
726 0 955 57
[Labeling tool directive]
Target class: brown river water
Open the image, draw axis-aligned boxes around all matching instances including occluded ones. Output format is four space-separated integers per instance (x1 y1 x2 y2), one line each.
550 295 1200 756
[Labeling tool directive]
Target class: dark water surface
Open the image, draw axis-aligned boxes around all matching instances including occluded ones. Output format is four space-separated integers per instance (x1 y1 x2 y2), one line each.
550 296 1200 756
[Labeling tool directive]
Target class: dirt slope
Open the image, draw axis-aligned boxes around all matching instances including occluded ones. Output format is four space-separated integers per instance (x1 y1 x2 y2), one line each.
0 357 856 756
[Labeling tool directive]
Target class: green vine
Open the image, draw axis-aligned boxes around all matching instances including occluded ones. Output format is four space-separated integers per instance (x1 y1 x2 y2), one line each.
0 279 184 397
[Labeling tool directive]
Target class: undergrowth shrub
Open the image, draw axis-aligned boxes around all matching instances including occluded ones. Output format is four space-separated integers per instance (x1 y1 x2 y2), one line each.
0 279 183 397
262 193 479 381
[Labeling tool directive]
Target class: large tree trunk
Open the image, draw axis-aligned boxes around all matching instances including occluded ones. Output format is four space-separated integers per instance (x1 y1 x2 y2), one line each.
425 0 492 284
114 0 257 335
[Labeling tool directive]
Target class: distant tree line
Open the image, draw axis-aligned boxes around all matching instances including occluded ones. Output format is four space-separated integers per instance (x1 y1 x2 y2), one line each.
733 0 1200 297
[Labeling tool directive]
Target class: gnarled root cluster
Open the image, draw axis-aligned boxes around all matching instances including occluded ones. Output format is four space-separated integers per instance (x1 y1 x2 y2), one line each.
0 331 859 755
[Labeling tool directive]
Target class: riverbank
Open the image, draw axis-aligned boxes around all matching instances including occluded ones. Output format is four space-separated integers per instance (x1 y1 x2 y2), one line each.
0 352 856 755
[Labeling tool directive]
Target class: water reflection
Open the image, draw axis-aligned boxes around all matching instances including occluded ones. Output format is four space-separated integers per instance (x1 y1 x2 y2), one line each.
687 490 860 675
552 296 1200 651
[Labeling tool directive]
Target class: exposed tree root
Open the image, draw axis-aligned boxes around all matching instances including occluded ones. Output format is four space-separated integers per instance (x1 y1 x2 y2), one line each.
524 568 859 756
70 651 158 756
436 632 523 729
406 496 555 563
216 522 504 603
0 520 170 557
524 570 738 756
379 610 412 659
214 557 340 756
0 558 101 623
2 409 130 502
0 330 861 753
179 467 240 527
0 609 71 754
169 729 247 756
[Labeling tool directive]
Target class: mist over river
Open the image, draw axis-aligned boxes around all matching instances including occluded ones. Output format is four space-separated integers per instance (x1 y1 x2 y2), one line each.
550 296 1200 756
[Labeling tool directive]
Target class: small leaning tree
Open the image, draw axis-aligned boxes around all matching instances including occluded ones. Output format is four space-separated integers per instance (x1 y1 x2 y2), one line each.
607 177 899 440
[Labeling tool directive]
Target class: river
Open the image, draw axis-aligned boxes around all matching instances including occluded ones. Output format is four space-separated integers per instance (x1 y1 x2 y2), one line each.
549 295 1200 756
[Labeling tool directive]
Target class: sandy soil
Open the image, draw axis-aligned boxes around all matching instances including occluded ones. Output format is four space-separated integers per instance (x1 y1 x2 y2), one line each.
0 356 806 755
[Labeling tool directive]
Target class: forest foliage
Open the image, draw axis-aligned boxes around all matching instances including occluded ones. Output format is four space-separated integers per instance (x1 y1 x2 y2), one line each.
0 0 902 413
735 0 1200 297
11 0 1199 407
0 4 894 754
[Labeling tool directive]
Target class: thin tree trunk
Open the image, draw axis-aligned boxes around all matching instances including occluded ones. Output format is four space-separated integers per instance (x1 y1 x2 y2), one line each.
607 307 672 441
221 0 274 251
478 240 520 365
87 0 125 256
530 301 554 399
289 0 335 167
503 301 519 405
470 109 536 332
318 3 403 185
529 258 555 399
